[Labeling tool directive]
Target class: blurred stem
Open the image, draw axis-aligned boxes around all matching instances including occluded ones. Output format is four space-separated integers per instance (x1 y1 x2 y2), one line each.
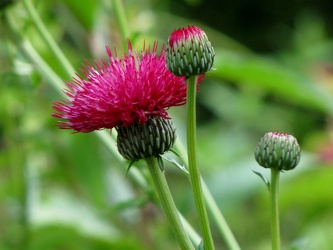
8 118 30 249
179 213 201 247
22 0 75 78
20 164 30 250
202 181 241 250
187 75 215 250
112 0 130 42
6 11 66 95
144 157 195 250
174 140 241 250
270 168 281 250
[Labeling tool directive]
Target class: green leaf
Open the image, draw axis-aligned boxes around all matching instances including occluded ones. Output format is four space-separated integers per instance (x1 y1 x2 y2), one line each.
252 170 270 189
161 155 189 175
211 50 333 115
157 155 165 172
126 160 136 177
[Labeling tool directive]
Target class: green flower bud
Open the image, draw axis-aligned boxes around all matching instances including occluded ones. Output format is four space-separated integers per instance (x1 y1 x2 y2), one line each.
255 132 301 171
116 116 176 161
166 25 215 77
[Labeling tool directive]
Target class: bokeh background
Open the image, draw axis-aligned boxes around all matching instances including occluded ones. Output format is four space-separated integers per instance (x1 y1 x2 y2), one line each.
1 0 333 249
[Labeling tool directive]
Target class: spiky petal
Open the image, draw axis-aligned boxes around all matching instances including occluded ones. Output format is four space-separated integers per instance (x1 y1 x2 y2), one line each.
52 42 204 133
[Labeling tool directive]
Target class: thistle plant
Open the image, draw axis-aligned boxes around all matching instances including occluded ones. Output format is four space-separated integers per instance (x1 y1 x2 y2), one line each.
255 132 301 250
5 0 310 249
166 25 216 250
51 24 237 250
52 42 206 250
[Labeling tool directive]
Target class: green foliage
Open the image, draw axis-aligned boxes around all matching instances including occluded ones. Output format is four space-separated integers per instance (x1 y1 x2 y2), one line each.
1 0 333 249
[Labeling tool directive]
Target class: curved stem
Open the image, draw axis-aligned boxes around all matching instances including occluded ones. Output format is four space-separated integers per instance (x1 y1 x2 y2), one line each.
187 76 215 250
6 12 67 95
22 0 75 78
144 157 195 250
270 168 281 250
202 181 241 250
112 0 130 41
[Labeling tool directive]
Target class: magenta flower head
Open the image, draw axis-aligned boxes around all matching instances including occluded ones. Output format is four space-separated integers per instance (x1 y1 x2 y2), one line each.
166 25 215 77
52 42 204 161
255 132 301 171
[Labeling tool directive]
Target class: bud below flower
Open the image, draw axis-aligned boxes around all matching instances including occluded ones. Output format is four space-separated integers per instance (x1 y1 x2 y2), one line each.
166 25 215 77
255 132 301 171
116 116 176 161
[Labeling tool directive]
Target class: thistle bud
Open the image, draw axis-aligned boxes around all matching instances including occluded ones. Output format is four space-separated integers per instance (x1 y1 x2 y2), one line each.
116 116 176 161
255 132 301 171
166 25 215 77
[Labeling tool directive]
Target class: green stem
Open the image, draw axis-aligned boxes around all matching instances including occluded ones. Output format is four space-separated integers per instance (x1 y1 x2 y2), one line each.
187 75 215 250
6 10 67 95
270 168 281 250
22 0 75 78
112 0 130 42
144 157 195 250
202 181 241 250
179 213 202 247
174 140 241 250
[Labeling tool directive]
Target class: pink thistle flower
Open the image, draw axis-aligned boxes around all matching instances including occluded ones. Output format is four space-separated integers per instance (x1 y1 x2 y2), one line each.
52 42 204 133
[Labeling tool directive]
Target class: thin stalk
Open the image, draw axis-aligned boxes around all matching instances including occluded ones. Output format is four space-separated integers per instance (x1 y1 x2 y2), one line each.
7 113 30 249
202 181 241 250
175 140 241 250
174 140 241 250
270 168 281 250
112 0 130 41
22 0 75 78
6 11 66 95
144 157 195 250
179 213 201 247
187 75 215 250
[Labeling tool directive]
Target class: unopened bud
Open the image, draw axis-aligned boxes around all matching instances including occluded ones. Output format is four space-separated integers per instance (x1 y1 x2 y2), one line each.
255 132 301 171
166 25 215 77
116 116 176 161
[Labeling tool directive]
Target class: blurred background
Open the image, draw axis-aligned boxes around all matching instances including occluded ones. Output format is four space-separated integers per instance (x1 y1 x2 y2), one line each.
1 0 333 249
